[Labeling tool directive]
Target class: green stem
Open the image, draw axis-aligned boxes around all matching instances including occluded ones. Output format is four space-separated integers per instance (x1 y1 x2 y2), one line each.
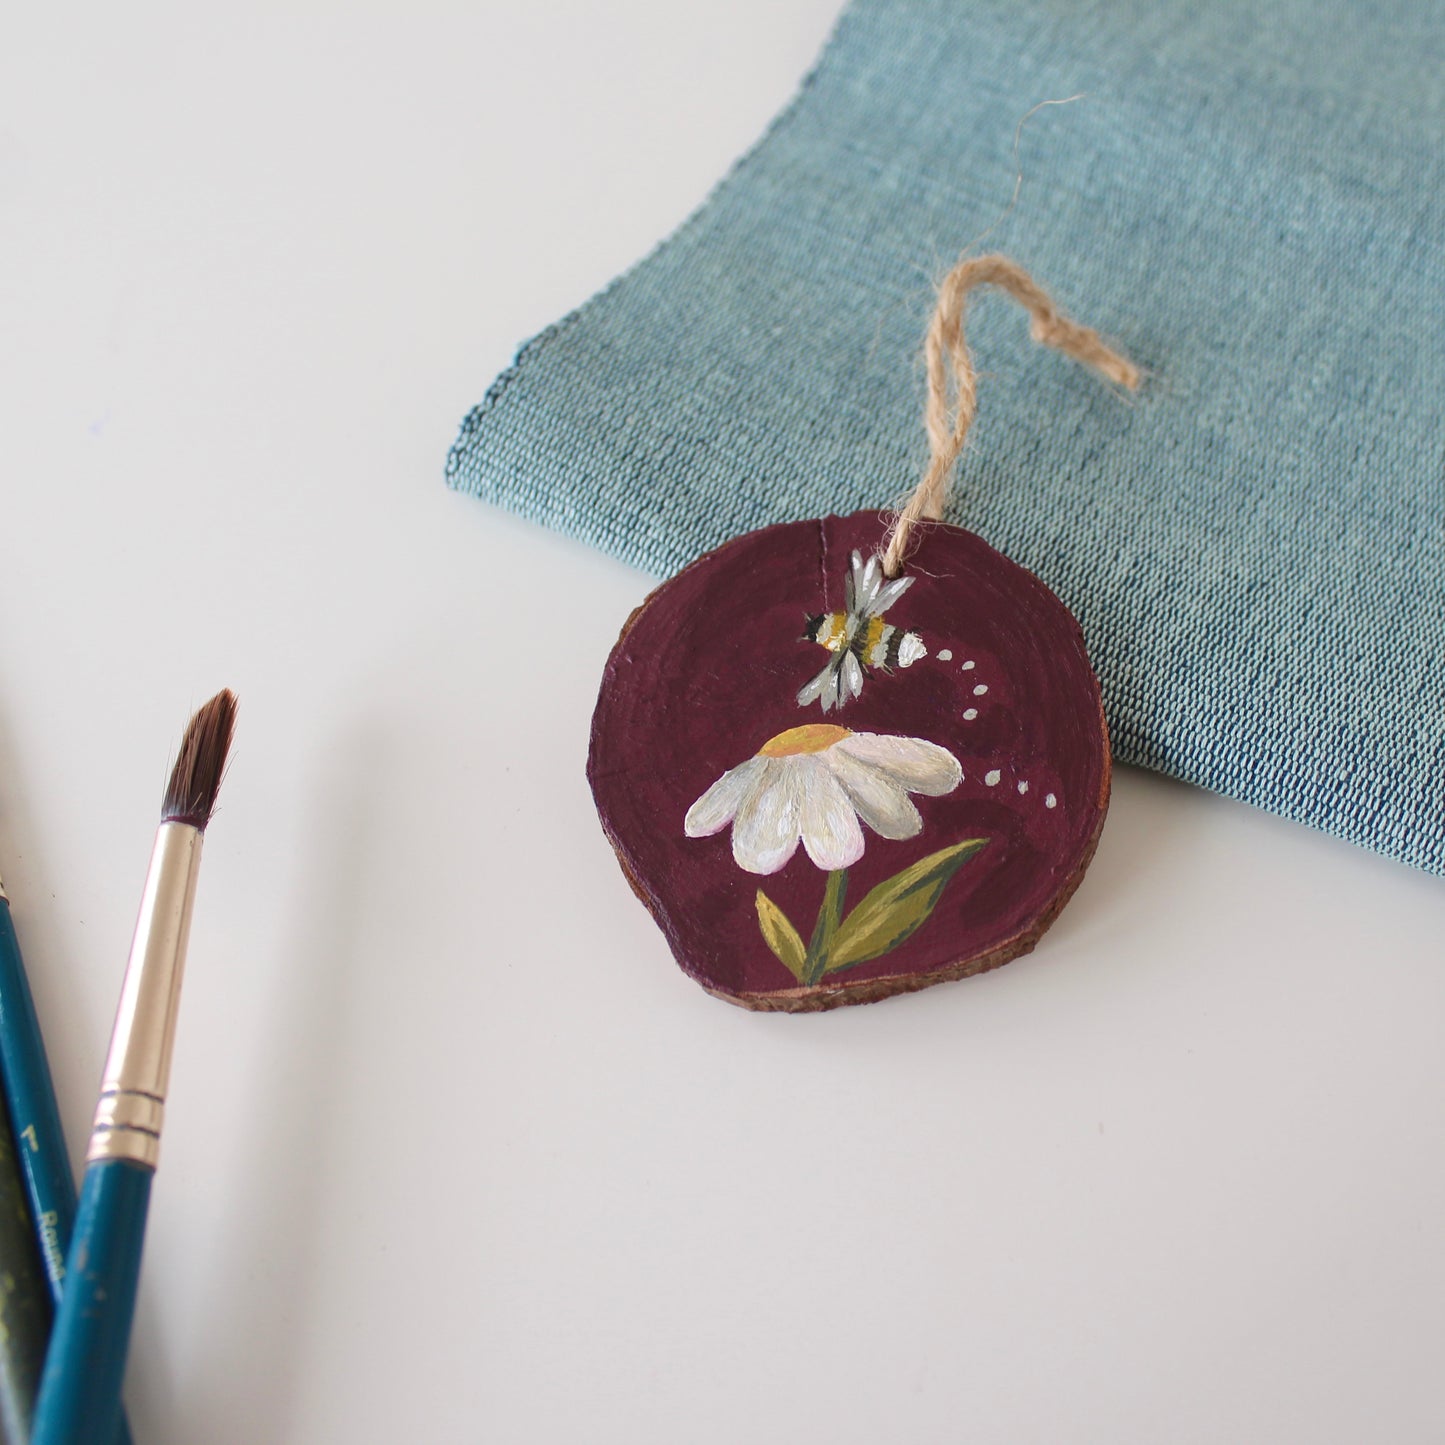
802 869 849 986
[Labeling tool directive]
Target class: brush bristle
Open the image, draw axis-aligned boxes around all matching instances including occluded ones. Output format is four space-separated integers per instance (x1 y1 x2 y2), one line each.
162 690 238 829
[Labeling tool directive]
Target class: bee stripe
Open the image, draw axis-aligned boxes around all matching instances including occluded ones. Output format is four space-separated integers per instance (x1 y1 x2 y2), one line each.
864 624 892 669
806 613 848 652
886 630 924 668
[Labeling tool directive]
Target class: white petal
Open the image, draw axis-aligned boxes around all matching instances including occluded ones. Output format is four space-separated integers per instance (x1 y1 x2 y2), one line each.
797 757 865 870
731 759 803 874
826 748 923 839
843 649 864 699
835 732 962 795
684 755 769 837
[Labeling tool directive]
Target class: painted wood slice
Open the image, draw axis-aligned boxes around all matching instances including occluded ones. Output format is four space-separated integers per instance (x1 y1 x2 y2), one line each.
587 511 1109 1011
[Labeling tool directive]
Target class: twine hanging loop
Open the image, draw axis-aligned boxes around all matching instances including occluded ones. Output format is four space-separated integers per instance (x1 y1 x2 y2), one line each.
881 254 1140 578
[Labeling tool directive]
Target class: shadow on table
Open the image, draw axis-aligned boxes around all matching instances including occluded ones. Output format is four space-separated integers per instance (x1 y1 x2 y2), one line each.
163 720 392 1443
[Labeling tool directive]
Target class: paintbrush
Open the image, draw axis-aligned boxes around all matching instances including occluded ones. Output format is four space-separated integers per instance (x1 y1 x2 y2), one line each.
0 867 77 1297
0 1075 49 1445
0 863 136 1445
31 690 236 1445
0 869 137 1445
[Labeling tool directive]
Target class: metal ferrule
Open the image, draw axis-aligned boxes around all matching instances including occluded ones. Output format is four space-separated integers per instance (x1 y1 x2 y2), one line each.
87 821 204 1169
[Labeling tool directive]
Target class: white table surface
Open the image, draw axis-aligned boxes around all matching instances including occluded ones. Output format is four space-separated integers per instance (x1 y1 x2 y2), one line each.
4 5 1444 1442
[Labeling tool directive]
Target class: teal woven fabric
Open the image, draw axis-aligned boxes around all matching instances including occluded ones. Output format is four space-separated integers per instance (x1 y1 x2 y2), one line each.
447 0 1445 874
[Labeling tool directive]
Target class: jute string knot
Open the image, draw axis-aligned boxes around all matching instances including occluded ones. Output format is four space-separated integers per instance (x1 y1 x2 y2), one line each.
881 254 1140 578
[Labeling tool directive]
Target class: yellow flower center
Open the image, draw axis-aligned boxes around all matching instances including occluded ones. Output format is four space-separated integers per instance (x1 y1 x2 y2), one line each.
758 723 851 757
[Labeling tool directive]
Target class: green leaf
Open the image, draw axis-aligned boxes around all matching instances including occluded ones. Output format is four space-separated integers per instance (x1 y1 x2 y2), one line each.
756 889 807 982
802 868 849 987
823 838 989 974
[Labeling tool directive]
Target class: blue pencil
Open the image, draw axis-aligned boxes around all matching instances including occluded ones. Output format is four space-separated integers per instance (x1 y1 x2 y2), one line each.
0 873 134 1445
31 691 235 1445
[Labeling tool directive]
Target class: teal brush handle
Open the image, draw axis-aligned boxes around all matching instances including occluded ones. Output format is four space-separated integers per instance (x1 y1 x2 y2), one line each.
0 898 79 1294
32 1160 152 1445
0 899 135 1445
0 1098 50 1444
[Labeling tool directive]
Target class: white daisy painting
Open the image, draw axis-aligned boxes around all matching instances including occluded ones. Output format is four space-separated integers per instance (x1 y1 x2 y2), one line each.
685 724 986 985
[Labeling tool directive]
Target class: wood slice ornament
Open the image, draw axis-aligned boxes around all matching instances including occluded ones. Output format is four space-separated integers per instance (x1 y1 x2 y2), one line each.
588 256 1140 1011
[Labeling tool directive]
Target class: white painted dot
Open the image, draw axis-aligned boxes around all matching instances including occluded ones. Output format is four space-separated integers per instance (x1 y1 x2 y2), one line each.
962 707 978 720
973 684 988 696
984 769 1001 786
936 648 953 661
961 660 975 670
1017 780 1029 795
1045 793 1057 809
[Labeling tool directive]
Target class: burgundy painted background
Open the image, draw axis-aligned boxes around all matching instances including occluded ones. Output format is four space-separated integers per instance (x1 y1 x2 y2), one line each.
588 511 1109 1009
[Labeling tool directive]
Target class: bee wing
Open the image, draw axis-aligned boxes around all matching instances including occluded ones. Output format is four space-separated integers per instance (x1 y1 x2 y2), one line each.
822 667 843 711
842 649 865 700
796 655 842 708
847 549 879 615
866 574 914 617
856 553 882 614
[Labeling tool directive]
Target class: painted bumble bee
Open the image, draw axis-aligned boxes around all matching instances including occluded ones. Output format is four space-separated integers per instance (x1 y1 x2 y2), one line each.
796 549 928 711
